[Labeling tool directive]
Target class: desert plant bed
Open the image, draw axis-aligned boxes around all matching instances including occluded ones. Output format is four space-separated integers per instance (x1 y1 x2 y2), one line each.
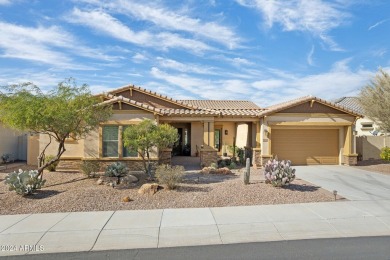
0 166 338 215
353 159 390 175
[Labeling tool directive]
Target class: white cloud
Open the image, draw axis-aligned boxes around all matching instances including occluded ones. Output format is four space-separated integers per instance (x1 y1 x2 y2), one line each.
307 45 315 66
149 59 374 107
368 18 390 31
67 8 212 53
132 53 148 63
236 0 350 50
156 57 217 75
84 1 241 49
0 0 11 5
0 21 119 68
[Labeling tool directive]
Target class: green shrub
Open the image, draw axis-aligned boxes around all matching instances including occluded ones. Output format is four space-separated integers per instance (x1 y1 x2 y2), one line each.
155 164 184 190
80 160 101 178
228 161 237 169
210 162 218 169
5 169 46 196
105 162 128 177
44 155 59 172
380 147 390 161
264 159 296 187
1 153 10 164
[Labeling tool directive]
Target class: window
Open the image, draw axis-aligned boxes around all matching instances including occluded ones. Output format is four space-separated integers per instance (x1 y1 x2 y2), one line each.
214 129 222 151
123 126 138 157
361 122 374 130
102 125 138 158
102 126 119 157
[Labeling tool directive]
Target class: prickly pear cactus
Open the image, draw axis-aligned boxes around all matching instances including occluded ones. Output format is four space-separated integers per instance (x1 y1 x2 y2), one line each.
5 169 46 196
264 159 296 187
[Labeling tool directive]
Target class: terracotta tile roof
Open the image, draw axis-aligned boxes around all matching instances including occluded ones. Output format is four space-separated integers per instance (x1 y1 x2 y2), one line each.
160 108 220 116
260 95 363 117
177 100 263 117
333 97 364 115
180 100 261 110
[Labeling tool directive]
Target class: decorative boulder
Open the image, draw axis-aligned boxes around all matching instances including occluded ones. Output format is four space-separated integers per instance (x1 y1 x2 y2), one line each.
120 175 139 184
138 183 162 195
122 196 132 202
97 176 119 186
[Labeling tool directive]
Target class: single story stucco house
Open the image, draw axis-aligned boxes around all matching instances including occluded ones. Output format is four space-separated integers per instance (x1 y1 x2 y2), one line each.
36 85 362 169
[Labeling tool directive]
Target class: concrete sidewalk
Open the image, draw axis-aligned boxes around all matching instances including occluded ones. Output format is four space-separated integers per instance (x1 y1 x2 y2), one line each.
1 200 390 256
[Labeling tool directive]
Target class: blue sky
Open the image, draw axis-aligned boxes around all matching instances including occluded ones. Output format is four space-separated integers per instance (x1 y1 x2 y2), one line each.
0 0 389 106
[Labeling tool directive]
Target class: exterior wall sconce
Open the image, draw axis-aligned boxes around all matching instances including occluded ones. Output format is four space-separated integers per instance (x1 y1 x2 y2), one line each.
225 130 228 135
264 129 269 138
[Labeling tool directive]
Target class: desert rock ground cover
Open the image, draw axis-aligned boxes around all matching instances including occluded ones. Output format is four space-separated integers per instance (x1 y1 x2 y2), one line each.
353 159 390 175
0 164 338 215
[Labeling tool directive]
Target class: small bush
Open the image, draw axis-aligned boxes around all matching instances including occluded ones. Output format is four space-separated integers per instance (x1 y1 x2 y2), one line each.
80 160 101 178
5 169 46 196
155 164 184 190
264 159 296 187
380 146 390 161
44 155 59 172
219 160 226 168
228 161 237 169
210 162 218 169
105 162 129 177
1 153 10 164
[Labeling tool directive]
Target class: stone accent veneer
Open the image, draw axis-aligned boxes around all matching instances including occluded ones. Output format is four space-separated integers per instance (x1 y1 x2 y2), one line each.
260 155 273 167
252 148 261 168
57 159 82 170
200 149 218 167
343 154 358 166
160 149 172 165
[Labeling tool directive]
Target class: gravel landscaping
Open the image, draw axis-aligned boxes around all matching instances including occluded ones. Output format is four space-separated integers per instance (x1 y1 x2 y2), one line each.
353 159 390 175
0 164 338 215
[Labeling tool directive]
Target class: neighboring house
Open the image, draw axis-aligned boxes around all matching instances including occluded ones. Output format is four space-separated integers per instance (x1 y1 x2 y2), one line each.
0 123 27 162
37 85 362 168
334 97 384 136
334 97 390 160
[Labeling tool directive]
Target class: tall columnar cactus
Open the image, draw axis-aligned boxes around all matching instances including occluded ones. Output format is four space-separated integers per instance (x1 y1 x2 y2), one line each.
264 159 296 187
5 169 46 196
244 158 250 185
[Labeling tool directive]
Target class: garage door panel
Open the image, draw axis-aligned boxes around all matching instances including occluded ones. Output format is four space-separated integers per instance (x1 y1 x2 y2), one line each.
272 129 339 165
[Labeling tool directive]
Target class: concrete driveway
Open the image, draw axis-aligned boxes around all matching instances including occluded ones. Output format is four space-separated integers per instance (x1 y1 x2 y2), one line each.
295 165 390 201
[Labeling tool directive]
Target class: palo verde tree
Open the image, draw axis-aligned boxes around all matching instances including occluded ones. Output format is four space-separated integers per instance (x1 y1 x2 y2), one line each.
0 79 112 178
123 119 178 178
359 69 390 133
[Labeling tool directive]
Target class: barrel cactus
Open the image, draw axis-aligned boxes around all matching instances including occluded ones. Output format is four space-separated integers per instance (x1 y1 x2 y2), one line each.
264 159 296 187
5 169 46 196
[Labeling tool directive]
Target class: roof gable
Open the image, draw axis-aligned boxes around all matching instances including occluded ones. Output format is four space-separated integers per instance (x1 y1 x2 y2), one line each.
101 95 163 115
108 85 196 110
261 96 363 117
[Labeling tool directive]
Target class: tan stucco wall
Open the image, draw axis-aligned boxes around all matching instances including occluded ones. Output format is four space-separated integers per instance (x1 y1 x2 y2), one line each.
27 135 39 166
236 123 249 148
191 122 203 156
39 134 84 158
0 124 26 160
355 117 383 136
356 136 390 160
221 122 236 156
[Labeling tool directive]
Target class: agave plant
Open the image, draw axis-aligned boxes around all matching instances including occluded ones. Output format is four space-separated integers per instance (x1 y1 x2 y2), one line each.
264 159 296 187
104 162 129 177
